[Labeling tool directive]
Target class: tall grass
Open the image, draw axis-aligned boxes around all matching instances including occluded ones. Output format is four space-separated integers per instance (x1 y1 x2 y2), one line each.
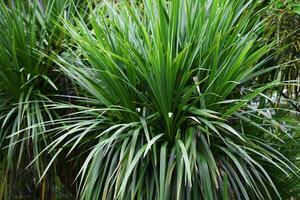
0 0 82 199
0 0 299 199
46 0 299 199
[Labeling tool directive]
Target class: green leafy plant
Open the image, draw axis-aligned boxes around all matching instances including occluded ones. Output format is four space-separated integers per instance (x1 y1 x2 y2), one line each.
0 0 83 199
41 0 299 199
261 0 300 110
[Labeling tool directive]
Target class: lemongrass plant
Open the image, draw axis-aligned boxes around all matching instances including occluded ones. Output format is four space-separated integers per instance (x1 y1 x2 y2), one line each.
41 0 300 199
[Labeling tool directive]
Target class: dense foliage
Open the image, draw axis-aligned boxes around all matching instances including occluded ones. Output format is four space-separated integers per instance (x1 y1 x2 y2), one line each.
0 0 299 199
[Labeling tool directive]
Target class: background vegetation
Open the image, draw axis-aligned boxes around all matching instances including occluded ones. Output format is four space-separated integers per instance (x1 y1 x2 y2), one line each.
0 0 299 199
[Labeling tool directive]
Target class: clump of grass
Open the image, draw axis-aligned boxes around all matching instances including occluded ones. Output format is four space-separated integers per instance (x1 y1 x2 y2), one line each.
47 0 299 199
